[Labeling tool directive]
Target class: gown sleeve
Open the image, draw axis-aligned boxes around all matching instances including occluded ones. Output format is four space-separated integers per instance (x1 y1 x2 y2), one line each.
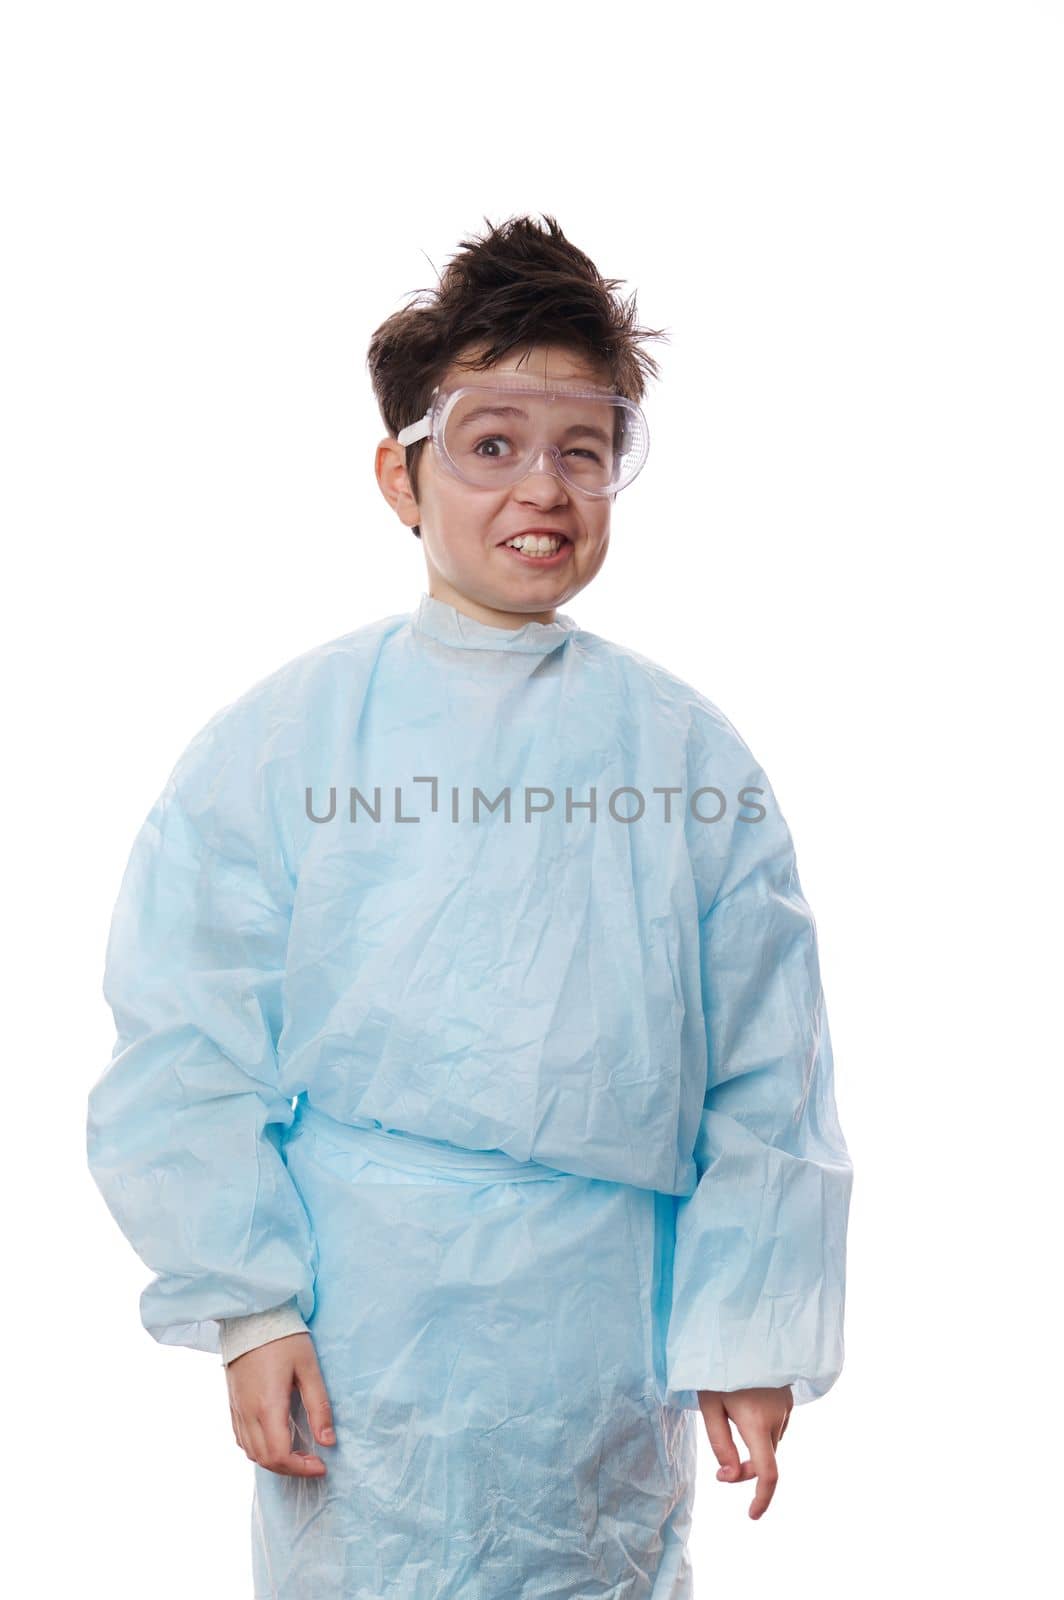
665 769 853 1407
86 711 318 1357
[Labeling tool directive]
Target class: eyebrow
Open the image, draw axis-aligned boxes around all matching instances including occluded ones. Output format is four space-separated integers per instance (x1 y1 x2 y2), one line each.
453 404 612 446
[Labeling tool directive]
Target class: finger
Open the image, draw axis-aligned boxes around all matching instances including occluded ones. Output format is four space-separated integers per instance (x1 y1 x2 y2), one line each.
254 1394 327 1478
229 1399 245 1452
295 1350 337 1448
733 1419 779 1520
742 1433 777 1516
698 1392 743 1483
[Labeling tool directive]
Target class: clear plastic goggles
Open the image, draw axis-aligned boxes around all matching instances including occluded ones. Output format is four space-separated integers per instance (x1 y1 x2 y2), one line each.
397 373 650 499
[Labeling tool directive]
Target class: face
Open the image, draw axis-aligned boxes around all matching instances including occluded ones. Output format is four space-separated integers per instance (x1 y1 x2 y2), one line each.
376 342 615 627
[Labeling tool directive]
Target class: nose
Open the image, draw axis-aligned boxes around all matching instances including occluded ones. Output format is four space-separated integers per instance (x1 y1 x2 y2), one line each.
514 445 572 498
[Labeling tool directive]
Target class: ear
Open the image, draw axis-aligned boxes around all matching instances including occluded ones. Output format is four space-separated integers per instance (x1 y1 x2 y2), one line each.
375 437 420 528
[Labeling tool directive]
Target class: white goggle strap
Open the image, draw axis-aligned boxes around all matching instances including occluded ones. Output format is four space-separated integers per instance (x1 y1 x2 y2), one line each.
397 384 443 448
397 413 431 447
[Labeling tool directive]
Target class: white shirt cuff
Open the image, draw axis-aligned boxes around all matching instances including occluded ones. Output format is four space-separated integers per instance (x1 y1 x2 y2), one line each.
217 1299 310 1366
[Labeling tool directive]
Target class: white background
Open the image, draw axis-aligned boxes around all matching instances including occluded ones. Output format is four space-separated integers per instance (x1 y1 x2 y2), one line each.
4 2 1060 1594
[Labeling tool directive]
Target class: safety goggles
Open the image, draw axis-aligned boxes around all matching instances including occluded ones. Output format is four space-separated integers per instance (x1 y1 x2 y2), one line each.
396 373 650 499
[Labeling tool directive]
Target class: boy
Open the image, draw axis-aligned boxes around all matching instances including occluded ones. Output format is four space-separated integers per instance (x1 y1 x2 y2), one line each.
87 213 852 1599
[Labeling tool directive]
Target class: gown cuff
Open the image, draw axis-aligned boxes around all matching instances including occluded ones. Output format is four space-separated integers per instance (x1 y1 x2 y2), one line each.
217 1298 310 1366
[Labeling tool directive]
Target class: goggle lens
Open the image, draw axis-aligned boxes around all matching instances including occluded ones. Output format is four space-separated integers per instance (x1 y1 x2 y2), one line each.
438 386 647 496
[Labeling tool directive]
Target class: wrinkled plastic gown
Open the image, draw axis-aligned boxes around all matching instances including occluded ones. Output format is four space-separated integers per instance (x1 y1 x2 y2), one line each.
87 592 853 1599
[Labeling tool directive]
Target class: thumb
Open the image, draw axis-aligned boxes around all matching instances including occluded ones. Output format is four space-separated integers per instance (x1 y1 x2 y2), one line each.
698 1392 743 1483
294 1344 337 1447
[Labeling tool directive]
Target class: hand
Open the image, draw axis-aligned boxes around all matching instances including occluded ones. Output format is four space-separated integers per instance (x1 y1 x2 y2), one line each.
697 1386 793 1520
226 1332 337 1477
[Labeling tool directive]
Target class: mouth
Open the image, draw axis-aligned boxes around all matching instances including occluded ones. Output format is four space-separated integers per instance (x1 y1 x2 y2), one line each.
498 530 573 566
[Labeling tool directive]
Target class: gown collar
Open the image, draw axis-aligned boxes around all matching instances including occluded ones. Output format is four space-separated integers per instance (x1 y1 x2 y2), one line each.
410 591 579 655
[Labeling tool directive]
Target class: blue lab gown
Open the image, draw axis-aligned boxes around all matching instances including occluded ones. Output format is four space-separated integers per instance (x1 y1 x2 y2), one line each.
87 591 853 1599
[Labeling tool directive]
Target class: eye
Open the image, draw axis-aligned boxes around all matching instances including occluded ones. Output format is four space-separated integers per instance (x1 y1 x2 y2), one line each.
472 434 515 459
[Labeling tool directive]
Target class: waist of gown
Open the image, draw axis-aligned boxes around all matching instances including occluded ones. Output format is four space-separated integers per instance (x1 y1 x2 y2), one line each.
292 1097 566 1184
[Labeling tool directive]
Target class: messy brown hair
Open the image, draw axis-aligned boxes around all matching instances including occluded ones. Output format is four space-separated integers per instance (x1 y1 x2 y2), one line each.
367 213 669 538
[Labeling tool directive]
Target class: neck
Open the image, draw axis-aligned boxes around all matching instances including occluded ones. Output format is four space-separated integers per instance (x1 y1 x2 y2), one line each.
426 575 557 631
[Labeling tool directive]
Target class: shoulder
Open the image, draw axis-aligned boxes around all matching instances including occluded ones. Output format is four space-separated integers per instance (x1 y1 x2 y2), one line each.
577 628 802 901
163 612 410 806
183 614 407 747
573 625 759 771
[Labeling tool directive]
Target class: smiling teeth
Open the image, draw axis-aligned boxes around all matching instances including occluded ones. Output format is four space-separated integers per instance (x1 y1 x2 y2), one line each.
506 535 563 555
